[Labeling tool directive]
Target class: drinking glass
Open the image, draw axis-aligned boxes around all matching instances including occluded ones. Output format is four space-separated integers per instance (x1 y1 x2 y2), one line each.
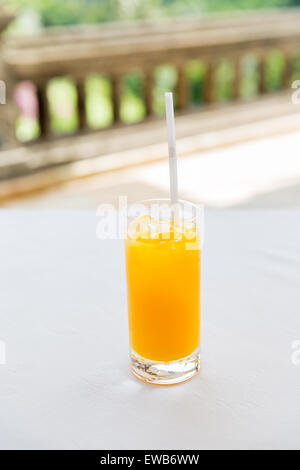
125 199 203 385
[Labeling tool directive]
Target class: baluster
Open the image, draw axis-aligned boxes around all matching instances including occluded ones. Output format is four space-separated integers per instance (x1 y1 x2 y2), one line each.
4 76 19 147
258 56 267 95
76 78 87 130
233 57 241 100
283 52 292 89
176 65 188 111
204 62 215 104
111 74 120 123
144 70 153 117
36 81 50 138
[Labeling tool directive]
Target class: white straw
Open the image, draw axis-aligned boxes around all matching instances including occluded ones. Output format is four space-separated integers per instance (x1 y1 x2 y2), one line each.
165 92 179 205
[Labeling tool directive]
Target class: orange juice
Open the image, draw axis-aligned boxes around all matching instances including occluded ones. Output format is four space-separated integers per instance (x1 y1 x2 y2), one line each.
126 215 200 362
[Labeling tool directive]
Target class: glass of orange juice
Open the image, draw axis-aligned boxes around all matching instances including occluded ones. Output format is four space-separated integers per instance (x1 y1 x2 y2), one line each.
125 199 203 385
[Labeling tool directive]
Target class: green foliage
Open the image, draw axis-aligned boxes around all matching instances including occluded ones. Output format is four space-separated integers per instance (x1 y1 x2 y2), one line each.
215 60 235 102
200 0 293 13
6 0 300 27
86 76 113 129
47 77 78 133
240 55 260 99
120 72 145 124
153 66 177 114
264 51 286 91
6 0 119 26
185 61 206 104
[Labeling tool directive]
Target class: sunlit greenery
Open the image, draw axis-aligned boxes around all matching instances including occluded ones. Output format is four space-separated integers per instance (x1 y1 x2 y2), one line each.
120 72 145 124
5 0 300 27
47 78 79 133
86 76 113 129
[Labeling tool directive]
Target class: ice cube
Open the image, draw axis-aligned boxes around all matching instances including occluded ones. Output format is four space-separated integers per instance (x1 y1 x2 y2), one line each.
128 215 160 240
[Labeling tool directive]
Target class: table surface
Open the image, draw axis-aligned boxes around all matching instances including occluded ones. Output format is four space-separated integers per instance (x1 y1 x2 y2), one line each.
1 210 300 450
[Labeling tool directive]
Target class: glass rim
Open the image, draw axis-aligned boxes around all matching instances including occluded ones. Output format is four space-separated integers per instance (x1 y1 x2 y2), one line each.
126 198 204 223
130 198 203 209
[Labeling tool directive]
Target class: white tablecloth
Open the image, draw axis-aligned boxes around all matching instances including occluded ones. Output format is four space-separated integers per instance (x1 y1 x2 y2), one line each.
0 210 300 450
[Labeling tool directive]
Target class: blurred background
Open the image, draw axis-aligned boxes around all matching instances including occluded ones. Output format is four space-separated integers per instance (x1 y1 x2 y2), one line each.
1 0 300 209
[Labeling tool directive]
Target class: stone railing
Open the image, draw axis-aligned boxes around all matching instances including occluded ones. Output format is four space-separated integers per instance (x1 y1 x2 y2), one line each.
0 8 300 171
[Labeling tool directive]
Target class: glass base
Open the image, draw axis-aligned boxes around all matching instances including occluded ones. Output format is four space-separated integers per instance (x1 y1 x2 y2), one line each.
130 349 201 385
